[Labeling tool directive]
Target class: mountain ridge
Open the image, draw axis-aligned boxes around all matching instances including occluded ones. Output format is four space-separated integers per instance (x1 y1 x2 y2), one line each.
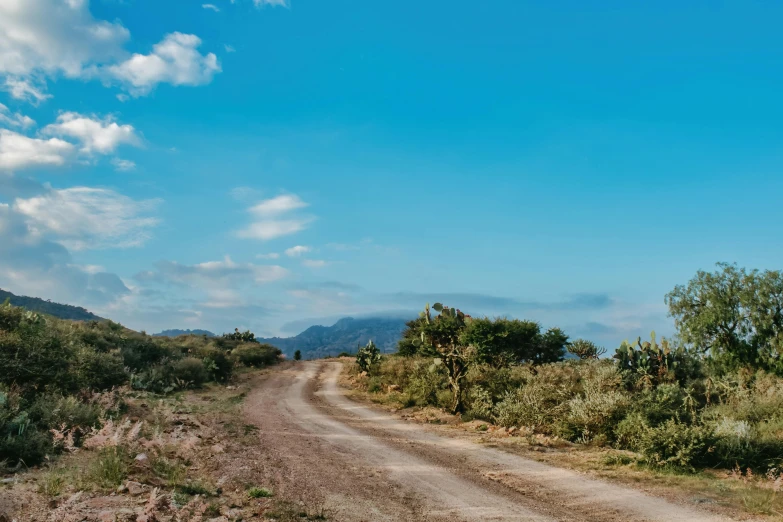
0 288 103 322
258 316 410 359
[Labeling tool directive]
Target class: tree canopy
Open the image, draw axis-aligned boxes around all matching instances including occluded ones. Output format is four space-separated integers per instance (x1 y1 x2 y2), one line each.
666 262 783 374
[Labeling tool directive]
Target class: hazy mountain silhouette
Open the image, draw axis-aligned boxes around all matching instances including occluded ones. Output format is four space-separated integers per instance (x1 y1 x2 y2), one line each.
259 316 409 359
0 288 103 321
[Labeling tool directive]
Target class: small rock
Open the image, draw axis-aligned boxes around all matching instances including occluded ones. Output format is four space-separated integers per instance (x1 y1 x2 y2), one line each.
387 384 400 392
117 484 128 494
211 444 225 454
126 480 144 496
134 453 148 463
226 385 236 390
360 371 368 377
98 510 115 522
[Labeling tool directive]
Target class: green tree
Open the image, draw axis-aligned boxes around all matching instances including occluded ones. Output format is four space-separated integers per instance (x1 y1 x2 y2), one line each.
418 303 475 414
294 350 302 361
666 263 783 374
460 317 540 367
535 327 569 364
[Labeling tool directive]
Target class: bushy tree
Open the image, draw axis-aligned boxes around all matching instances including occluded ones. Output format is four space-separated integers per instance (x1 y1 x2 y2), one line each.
568 339 606 360
417 303 476 414
460 318 540 367
294 350 302 361
666 263 783 375
223 328 260 343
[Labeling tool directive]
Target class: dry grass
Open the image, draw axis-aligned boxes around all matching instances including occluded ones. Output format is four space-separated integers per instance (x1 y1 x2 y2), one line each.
2 370 330 521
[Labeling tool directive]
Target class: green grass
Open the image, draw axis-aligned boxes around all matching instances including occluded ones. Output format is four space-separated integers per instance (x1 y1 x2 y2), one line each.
177 480 214 496
38 470 65 498
248 486 273 498
89 446 128 488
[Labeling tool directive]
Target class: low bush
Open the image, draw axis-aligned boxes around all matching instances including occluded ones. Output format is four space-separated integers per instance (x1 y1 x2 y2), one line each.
636 420 714 471
233 343 282 368
171 357 210 388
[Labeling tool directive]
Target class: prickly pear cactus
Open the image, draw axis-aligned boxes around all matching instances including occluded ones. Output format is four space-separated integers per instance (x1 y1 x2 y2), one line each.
614 331 686 388
356 340 381 373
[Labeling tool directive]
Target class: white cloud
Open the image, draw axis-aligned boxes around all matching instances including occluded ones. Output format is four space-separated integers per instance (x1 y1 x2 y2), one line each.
256 252 280 259
139 255 288 286
237 219 310 240
202 3 220 11
13 186 160 250
0 0 130 100
3 77 52 105
254 0 290 7
116 93 129 102
0 2 220 102
224 44 236 53
302 259 327 268
238 194 313 241
249 194 308 216
0 129 75 173
106 33 221 97
0 103 35 129
285 245 310 257
0 195 138 311
43 112 140 154
111 158 136 171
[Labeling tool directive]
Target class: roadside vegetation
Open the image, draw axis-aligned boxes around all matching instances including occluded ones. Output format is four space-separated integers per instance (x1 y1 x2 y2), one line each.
349 263 783 516
0 303 282 468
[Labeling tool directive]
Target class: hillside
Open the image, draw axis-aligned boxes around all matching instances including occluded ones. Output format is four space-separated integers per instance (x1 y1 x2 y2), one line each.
0 288 103 321
153 328 216 337
259 316 409 359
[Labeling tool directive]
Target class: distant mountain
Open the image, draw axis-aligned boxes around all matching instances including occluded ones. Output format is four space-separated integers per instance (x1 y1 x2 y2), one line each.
259 316 410 359
153 329 216 338
0 288 103 321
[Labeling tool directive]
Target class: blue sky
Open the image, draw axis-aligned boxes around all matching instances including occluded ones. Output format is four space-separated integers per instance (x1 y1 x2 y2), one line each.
1 0 782 346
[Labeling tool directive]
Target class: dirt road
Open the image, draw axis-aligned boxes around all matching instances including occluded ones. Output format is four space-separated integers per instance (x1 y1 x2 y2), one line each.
244 361 737 521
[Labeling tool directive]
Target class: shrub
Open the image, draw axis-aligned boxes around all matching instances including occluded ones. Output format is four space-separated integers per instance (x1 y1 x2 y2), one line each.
233 343 282 368
636 419 714 471
562 364 628 442
198 348 234 383
404 359 448 407
73 348 127 390
171 358 209 388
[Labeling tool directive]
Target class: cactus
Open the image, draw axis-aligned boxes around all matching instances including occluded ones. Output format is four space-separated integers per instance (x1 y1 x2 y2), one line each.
356 340 381 373
613 331 687 388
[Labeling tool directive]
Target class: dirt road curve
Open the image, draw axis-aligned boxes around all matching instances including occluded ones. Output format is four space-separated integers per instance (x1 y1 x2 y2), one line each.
244 361 736 522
